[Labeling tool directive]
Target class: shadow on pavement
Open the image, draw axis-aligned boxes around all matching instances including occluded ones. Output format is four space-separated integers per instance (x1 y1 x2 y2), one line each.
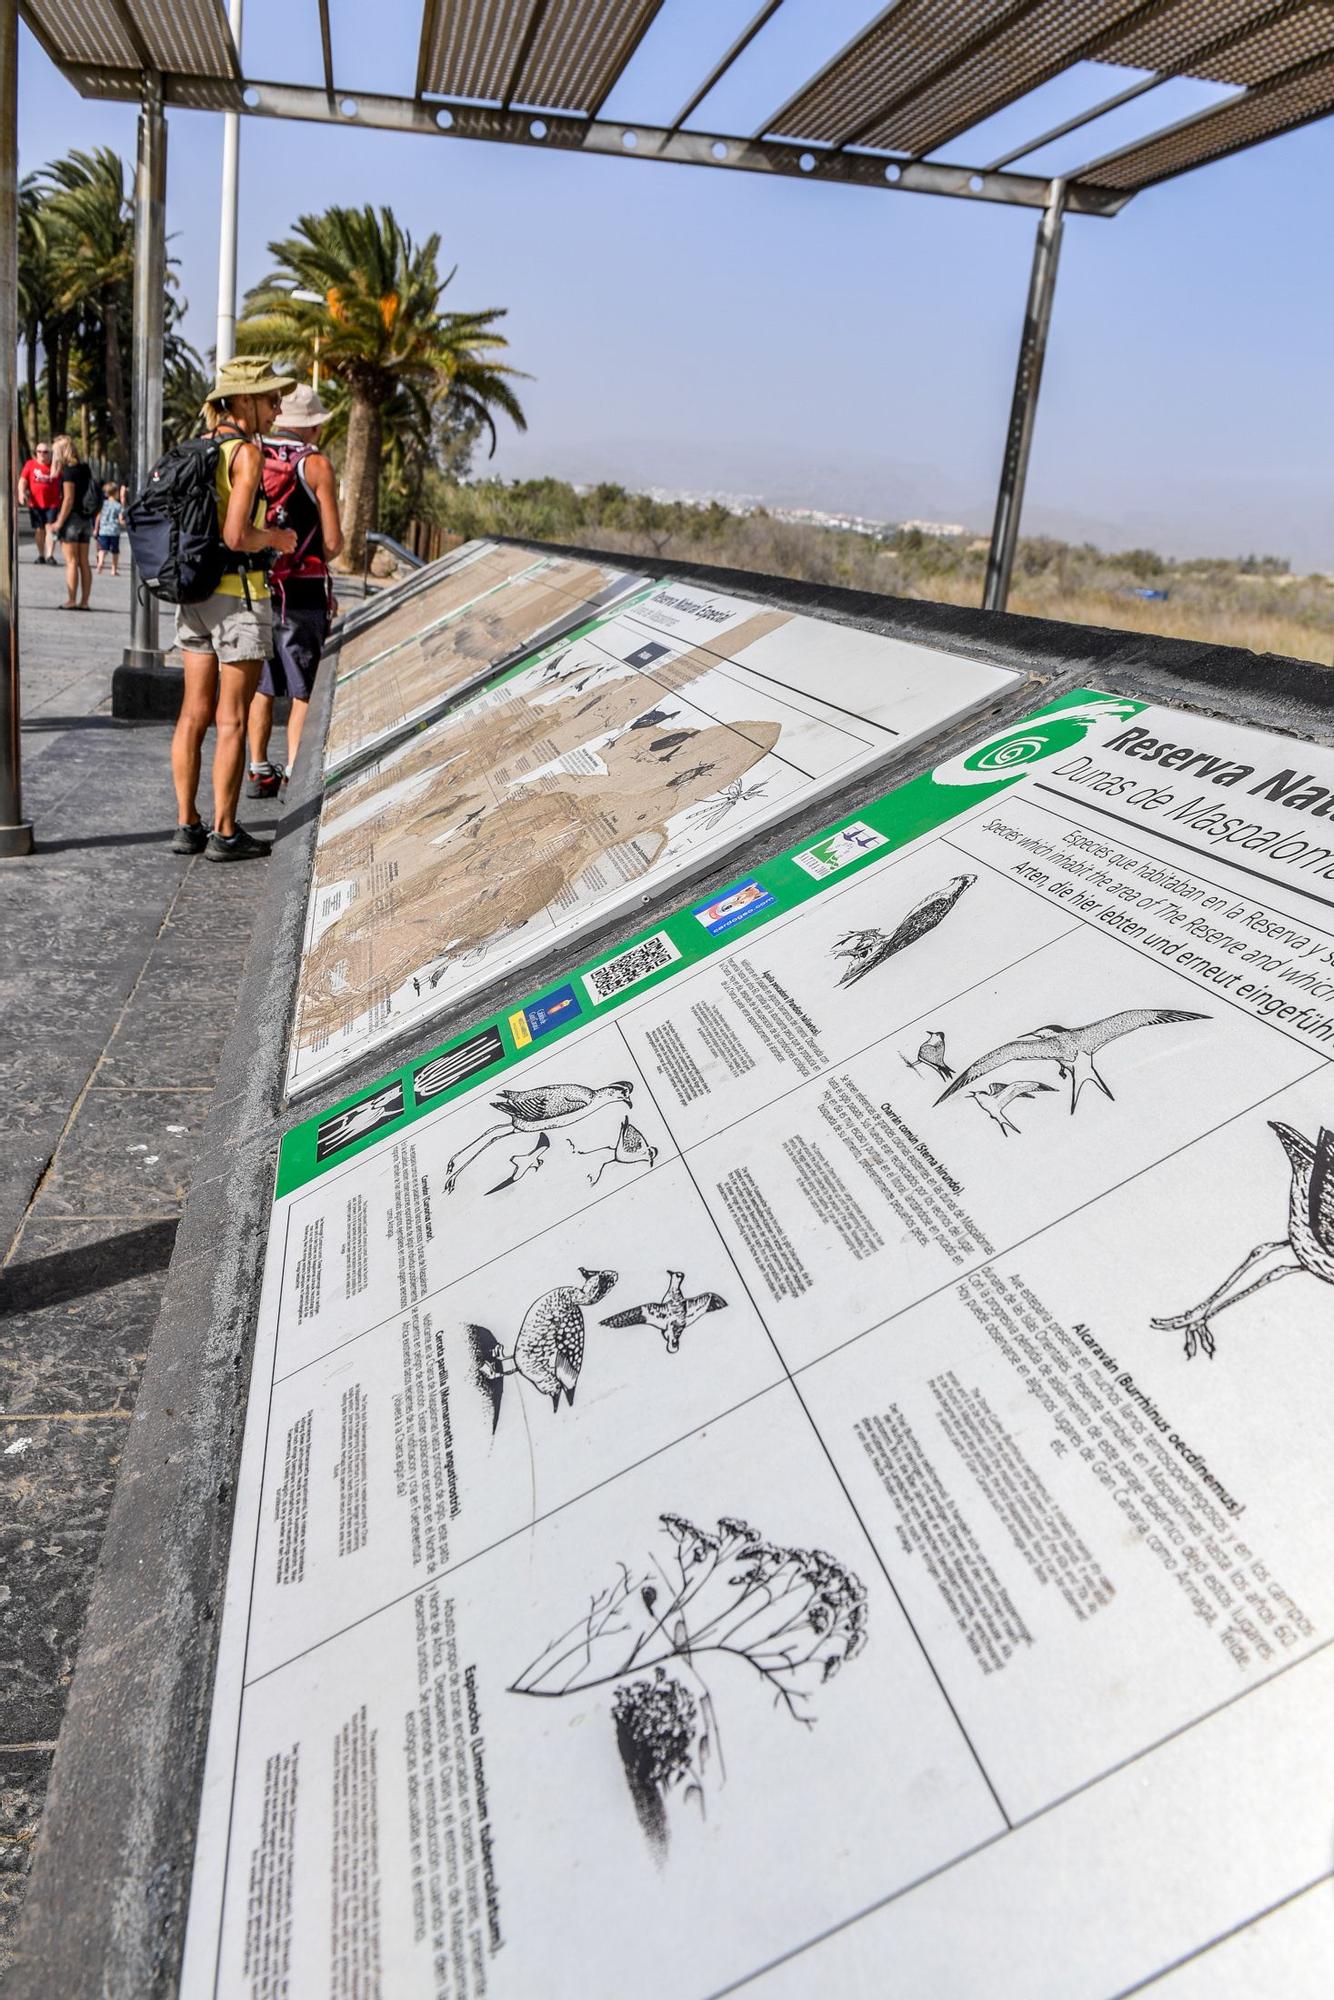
0 1217 178 1313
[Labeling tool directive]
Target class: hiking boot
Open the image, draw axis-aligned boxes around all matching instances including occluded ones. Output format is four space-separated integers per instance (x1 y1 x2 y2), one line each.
169 820 207 855
245 761 281 800
205 824 271 863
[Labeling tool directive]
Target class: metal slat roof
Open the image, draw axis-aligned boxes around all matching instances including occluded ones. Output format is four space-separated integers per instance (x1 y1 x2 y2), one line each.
22 0 237 79
417 0 661 114
20 0 1334 200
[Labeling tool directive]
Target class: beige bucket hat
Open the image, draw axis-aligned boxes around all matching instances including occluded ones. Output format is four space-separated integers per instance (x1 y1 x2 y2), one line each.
277 382 333 427
205 354 297 403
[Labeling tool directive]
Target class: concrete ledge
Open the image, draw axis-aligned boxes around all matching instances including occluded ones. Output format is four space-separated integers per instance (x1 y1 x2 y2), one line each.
112 659 182 720
12 550 1334 1997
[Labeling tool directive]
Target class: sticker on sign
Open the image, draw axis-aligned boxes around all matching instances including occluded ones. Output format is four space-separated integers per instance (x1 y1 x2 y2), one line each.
693 879 776 936
508 982 583 1048
793 822 888 880
582 931 681 1005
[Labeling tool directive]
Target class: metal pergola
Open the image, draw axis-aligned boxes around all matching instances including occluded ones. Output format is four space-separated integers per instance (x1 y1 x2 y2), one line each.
2 0 1332 857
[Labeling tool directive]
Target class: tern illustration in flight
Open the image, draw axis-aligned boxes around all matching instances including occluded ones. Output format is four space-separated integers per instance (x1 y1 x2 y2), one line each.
443 1081 634 1194
1152 1121 1334 1359
968 1078 1057 1136
936 1008 1208 1116
601 1271 728 1353
832 875 975 988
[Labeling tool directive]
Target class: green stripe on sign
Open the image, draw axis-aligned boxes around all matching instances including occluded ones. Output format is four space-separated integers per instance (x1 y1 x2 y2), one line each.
276 686 1141 1197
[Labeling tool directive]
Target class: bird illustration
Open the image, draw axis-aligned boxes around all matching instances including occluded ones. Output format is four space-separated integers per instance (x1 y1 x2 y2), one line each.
630 707 680 730
968 1078 1057 1136
936 1008 1208 1117
1152 1121 1334 1360
486 1130 549 1195
900 1030 953 1084
832 874 976 987
567 1114 659 1188
474 1267 619 1418
443 1081 634 1193
601 1271 727 1353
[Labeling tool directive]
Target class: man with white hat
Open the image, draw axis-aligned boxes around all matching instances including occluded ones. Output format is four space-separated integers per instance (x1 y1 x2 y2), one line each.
246 381 344 798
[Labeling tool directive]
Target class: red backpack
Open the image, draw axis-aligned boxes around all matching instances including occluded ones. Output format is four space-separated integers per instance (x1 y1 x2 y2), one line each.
260 437 328 584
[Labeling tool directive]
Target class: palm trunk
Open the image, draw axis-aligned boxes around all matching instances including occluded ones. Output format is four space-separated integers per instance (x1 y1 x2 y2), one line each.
23 314 38 445
340 385 382 573
103 299 129 476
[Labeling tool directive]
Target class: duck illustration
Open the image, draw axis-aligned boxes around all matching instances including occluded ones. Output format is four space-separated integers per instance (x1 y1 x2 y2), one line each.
601 1270 728 1352
443 1081 634 1193
936 1008 1208 1116
968 1077 1057 1136
473 1267 619 1421
1152 1121 1334 1359
832 875 975 987
900 1030 953 1083
568 1114 659 1187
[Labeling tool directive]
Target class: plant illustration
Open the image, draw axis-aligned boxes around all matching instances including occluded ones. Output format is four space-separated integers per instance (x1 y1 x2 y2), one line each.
510 1513 868 1854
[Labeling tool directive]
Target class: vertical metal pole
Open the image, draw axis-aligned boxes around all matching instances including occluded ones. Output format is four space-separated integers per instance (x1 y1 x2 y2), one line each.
124 72 167 669
982 178 1066 615
0 0 30 856
215 0 244 365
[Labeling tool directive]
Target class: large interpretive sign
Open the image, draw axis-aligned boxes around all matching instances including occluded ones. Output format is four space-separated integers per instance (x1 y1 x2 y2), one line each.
324 543 642 779
186 691 1334 1996
288 578 1020 1096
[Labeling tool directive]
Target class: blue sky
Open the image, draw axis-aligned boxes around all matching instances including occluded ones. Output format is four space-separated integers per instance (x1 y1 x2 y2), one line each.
19 1 1334 568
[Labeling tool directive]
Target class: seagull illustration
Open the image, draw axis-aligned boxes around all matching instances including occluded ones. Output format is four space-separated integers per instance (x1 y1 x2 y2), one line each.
936 1008 1208 1116
1152 1121 1334 1359
832 874 976 987
601 1270 728 1353
968 1077 1057 1136
567 1114 659 1188
900 1030 953 1083
443 1081 634 1193
474 1267 619 1419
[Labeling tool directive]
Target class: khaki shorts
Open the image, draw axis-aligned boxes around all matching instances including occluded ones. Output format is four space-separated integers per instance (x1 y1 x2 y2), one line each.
175 590 273 664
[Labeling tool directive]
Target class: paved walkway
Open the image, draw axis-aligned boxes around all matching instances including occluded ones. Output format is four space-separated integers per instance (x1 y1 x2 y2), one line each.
0 553 286 1964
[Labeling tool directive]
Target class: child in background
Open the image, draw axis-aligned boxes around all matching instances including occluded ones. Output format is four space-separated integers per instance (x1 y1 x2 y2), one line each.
95 483 125 576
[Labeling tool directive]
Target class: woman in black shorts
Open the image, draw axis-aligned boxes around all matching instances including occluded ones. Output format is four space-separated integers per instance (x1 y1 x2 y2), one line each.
49 434 97 610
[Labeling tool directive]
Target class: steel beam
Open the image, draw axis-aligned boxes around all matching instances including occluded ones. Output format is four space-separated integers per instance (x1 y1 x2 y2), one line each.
56 68 1130 213
124 72 167 671
0 0 28 855
983 177 1066 616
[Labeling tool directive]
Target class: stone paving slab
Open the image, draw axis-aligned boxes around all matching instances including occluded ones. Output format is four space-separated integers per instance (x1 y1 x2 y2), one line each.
0 550 287 1970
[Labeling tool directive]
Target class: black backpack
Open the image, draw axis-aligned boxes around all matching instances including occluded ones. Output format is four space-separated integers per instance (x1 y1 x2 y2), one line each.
125 433 262 605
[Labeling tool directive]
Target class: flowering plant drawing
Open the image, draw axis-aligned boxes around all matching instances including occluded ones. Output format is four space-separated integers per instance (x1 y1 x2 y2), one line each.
509 1513 868 1853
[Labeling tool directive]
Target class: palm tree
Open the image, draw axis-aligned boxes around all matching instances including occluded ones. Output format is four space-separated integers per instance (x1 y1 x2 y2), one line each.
39 148 135 469
237 204 527 570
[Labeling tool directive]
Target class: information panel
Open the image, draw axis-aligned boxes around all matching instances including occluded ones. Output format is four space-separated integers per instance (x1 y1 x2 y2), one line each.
186 691 1334 1997
324 544 642 778
289 578 1019 1096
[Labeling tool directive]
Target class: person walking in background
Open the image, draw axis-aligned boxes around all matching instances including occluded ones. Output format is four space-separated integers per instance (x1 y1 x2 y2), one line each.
169 356 296 861
48 433 97 609
18 441 60 563
246 383 344 800
95 482 125 575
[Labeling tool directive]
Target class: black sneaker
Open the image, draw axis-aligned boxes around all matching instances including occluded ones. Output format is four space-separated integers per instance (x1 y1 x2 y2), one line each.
205 824 271 863
169 820 207 855
245 762 281 800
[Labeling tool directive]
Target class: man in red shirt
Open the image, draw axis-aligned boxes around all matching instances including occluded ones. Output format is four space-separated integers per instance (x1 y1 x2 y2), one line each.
19 441 61 563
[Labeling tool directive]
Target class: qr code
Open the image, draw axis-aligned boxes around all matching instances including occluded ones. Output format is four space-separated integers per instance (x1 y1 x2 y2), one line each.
582 932 681 1005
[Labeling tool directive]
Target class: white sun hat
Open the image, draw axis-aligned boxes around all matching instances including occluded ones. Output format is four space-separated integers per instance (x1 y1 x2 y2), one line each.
277 382 333 427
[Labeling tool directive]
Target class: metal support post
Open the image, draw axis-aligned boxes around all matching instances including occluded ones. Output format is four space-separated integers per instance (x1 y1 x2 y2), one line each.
124 71 167 670
0 0 30 856
215 0 244 365
982 177 1066 615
